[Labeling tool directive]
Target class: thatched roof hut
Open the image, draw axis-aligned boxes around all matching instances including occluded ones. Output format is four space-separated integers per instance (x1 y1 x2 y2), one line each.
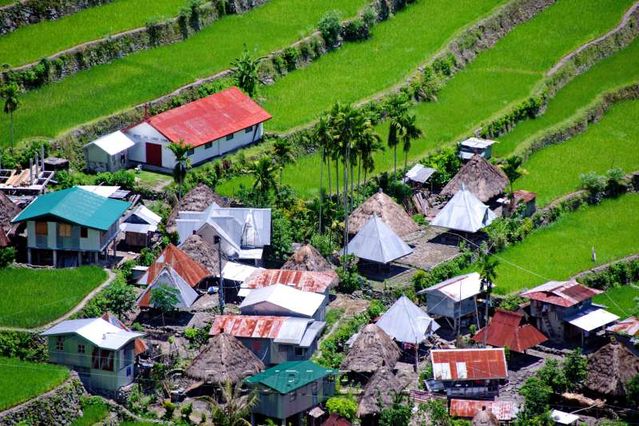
440 154 509 202
180 234 227 276
167 183 229 233
347 191 418 237
341 324 401 374
472 407 499 426
585 341 639 397
282 244 332 272
357 367 402 417
185 333 264 386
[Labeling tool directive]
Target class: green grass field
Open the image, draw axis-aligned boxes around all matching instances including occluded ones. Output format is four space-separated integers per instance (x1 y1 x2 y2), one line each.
262 0 505 131
477 194 639 295
218 0 634 198
0 0 366 146
495 38 639 157
0 266 107 328
593 285 639 318
0 357 69 410
0 0 187 68
513 99 639 206
70 398 110 426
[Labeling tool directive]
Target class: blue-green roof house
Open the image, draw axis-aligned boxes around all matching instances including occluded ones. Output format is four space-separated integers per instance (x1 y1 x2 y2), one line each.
12 187 130 267
245 360 336 425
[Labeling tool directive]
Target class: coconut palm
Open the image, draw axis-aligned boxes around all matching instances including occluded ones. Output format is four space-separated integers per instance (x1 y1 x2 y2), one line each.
1 84 20 149
385 93 410 177
399 113 422 171
167 140 191 200
248 156 278 205
271 138 295 185
315 114 333 232
231 47 261 98
200 381 257 426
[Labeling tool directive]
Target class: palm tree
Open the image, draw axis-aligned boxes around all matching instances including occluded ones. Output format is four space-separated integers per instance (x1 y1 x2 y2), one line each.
168 140 191 200
478 252 499 345
247 156 278 205
354 112 382 188
200 381 257 426
271 138 295 186
1 84 20 149
231 47 261 98
399 113 422 171
385 93 410 177
315 114 333 233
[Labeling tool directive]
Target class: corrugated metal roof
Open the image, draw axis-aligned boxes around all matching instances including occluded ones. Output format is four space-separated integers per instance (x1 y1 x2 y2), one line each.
607 316 639 336
41 318 143 350
245 360 335 394
449 399 518 421
210 315 286 339
473 309 547 352
77 185 121 198
404 164 436 184
460 137 495 149
243 269 337 294
86 130 135 155
521 279 601 307
345 215 413 264
375 295 440 344
12 187 130 230
566 307 619 332
222 262 262 281
101 312 148 355
550 409 580 425
514 189 536 203
431 185 496 233
431 348 508 381
140 244 209 288
239 284 325 318
147 86 272 148
420 272 483 301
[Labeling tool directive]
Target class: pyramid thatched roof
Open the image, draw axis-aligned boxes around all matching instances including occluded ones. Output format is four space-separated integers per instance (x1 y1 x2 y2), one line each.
167 183 229 233
282 244 332 272
585 342 639 397
0 191 20 233
441 154 509 202
472 408 499 426
348 191 418 237
180 234 227 276
185 333 264 385
357 367 402 417
341 324 401 374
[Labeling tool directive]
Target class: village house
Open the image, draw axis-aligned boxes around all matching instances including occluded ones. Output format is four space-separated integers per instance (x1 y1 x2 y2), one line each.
440 154 509 206
166 183 230 234
403 163 437 188
210 315 326 365
521 279 619 344
83 130 135 173
11 186 130 267
239 284 328 321
458 137 496 160
281 244 333 272
41 317 144 393
124 87 271 170
119 204 161 248
347 190 419 238
341 324 401 380
345 214 413 265
245 360 336 426
356 366 403 422
240 268 337 298
449 399 518 423
429 348 508 399
584 341 639 401
473 309 547 353
431 184 497 233
607 316 639 344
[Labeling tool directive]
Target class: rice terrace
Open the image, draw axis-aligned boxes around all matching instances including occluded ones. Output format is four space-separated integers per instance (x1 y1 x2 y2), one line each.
0 0 638 424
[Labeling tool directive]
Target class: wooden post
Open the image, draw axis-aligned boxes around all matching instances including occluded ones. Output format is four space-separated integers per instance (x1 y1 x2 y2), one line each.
52 250 57 267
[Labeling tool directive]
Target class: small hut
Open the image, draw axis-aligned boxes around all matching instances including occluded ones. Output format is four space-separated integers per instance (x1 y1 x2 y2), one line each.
180 234 227 277
585 341 639 398
357 367 403 419
472 406 499 426
440 154 509 203
341 324 401 376
282 244 332 272
348 190 418 237
166 183 229 233
185 333 264 389
431 184 496 233
345 215 413 264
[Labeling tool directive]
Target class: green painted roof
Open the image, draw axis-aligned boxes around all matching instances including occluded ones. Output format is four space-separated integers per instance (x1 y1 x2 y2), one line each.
245 360 335 394
12 187 130 231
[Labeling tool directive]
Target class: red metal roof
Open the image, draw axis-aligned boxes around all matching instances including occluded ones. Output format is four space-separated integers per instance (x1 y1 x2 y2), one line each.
210 315 286 339
449 399 518 421
143 244 210 288
521 279 601 307
473 309 547 353
430 348 508 381
147 86 272 147
243 269 337 294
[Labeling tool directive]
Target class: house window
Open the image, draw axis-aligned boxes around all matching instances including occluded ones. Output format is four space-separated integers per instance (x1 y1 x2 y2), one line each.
78 344 85 354
244 126 253 133
55 336 64 351
289 392 297 402
58 223 72 237
187 148 195 156
91 348 114 371
204 142 212 149
35 221 48 236
80 227 88 238
126 365 132 377
295 347 305 357
226 134 234 141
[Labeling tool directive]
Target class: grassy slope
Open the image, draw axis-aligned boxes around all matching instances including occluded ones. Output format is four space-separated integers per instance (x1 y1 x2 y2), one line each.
0 0 366 146
218 0 634 197
495 38 639 157
262 0 505 131
0 357 69 410
593 285 639 318
0 266 107 328
70 399 110 426
513 99 639 206
0 0 186 68
482 194 639 295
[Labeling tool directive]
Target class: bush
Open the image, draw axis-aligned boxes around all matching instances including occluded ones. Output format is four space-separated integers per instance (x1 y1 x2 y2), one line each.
422 146 461 187
341 17 370 41
336 254 365 293
379 393 412 426
315 313 369 368
318 10 342 47
579 258 639 290
310 233 337 258
184 325 211 348
326 395 357 421
562 348 587 389
0 331 47 362
366 299 385 319
0 247 16 268
498 293 526 311
95 169 136 190
580 171 607 203
78 273 136 319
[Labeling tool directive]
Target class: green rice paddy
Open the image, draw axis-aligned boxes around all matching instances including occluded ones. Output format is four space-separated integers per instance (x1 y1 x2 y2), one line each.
0 357 69 410
593 285 639 318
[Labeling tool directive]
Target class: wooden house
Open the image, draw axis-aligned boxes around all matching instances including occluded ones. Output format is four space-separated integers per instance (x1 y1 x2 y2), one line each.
458 137 496 161
584 341 639 400
246 360 336 425
11 186 130 267
449 399 518 423
521 280 619 344
120 204 161 248
125 87 271 171
41 318 144 392
210 315 325 365
83 131 135 172
430 348 508 399
281 244 333 272
341 324 401 380
403 163 436 188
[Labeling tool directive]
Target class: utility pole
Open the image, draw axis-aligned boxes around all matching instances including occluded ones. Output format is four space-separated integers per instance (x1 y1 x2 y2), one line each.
215 235 224 314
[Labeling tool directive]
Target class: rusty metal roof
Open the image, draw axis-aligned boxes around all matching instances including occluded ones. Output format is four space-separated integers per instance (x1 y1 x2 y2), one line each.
430 348 508 381
449 399 518 421
607 316 639 337
473 309 547 353
243 269 338 294
521 279 600 307
514 189 536 203
210 315 286 339
142 244 210 288
147 86 272 148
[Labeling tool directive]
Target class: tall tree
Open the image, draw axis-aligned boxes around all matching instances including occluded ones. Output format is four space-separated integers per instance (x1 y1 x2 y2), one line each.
1 84 20 149
385 93 410 177
247 156 278 205
315 115 333 232
231 47 261 98
398 113 422 171
168 140 191 200
271 138 295 185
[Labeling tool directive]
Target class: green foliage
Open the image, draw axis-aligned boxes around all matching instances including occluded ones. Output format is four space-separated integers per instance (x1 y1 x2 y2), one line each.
78 273 136 319
366 299 385 319
138 247 159 267
497 294 526 311
71 396 110 426
418 362 433 388
326 395 357 421
266 209 293 264
151 283 180 314
580 259 639 291
315 313 369 368
318 10 342 47
562 348 587 389
0 357 69 411
519 376 552 419
0 331 47 362
412 242 473 292
420 399 452 426
580 171 608 203
536 359 567 394
310 233 337 258
325 308 344 329
163 400 176 419
341 17 370 41
0 247 16 268
412 213 426 226
421 147 461 187
484 216 534 252
379 392 412 426
626 374 639 406
231 47 261 98
336 254 365 294
184 325 211 348
94 169 136 190
127 384 153 416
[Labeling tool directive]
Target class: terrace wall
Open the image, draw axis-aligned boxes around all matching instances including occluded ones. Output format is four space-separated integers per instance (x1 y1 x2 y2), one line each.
0 372 85 425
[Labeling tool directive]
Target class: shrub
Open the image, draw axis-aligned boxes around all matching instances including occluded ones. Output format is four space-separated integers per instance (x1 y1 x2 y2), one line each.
318 10 342 47
422 146 461 187
310 233 337 258
282 47 299 72
498 293 526 311
627 374 639 406
0 331 47 362
579 171 607 203
562 348 587 390
326 395 357 421
606 167 628 196
519 376 552 419
184 325 211 348
379 393 412 426
265 209 293 263
413 243 473 292
95 169 135 190
366 299 385 319
536 359 567 393
0 247 16 268
336 254 365 293
341 17 369 41
579 258 639 290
